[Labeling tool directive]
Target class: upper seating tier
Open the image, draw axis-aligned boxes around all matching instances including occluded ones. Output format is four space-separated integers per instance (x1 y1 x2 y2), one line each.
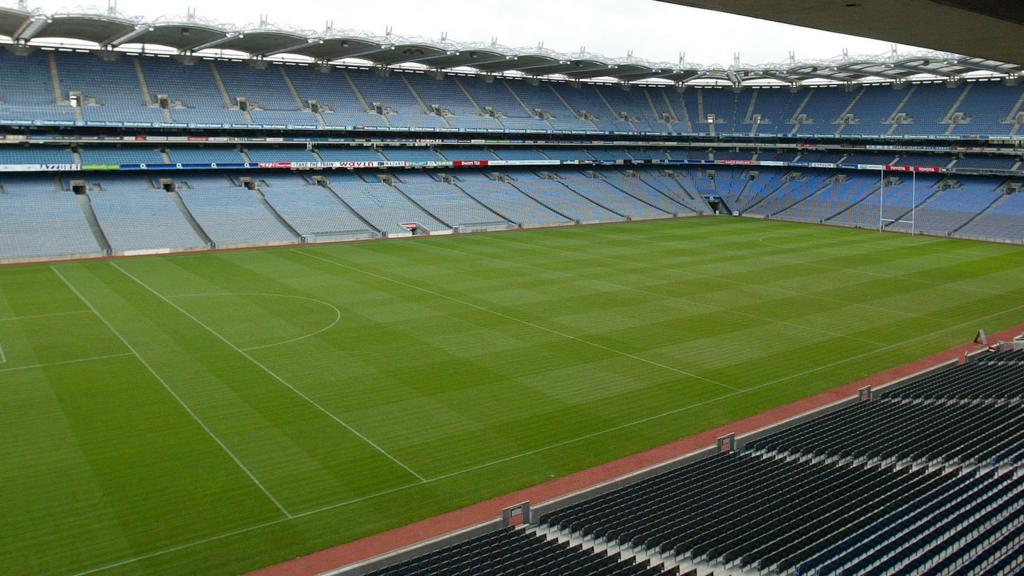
6 51 1022 137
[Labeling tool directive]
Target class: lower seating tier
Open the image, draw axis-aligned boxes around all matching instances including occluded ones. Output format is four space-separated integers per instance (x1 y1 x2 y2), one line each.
1 165 1022 264
0 178 102 261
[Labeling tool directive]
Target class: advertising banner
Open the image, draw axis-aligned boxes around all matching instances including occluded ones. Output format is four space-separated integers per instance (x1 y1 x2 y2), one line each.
0 163 80 172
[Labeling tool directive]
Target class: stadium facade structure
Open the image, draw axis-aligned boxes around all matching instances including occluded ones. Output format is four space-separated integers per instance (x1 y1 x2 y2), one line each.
0 7 1022 264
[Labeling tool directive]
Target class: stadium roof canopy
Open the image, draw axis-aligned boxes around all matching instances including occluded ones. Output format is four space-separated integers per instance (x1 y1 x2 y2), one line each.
1 5 1022 86
0 5 30 37
114 20 229 51
660 0 1024 66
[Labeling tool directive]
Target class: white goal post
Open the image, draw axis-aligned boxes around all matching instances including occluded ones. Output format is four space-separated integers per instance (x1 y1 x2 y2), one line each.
879 168 917 235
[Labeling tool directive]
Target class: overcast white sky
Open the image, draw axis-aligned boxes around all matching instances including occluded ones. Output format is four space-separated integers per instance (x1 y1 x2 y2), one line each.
16 0 921 65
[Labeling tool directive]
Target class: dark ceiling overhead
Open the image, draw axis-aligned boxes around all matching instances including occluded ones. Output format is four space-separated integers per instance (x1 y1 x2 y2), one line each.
659 0 1024 65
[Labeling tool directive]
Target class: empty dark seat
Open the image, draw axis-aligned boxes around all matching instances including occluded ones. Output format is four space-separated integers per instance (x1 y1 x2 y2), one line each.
363 527 677 575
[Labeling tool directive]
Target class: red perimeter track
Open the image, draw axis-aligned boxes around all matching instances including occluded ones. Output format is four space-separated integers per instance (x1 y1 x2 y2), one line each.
250 326 1024 576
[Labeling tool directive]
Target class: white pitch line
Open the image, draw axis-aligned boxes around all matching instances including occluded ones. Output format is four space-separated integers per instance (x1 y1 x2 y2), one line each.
431 298 1024 481
0 342 5 364
429 237 890 348
69 518 293 576
0 310 91 322
68 478 426 576
487 227 950 323
751 235 1016 295
594 222 1014 298
168 292 343 352
50 266 293 519
297 250 741 393
109 262 426 483
66 295 1024 576
579 222 985 296
0 353 134 375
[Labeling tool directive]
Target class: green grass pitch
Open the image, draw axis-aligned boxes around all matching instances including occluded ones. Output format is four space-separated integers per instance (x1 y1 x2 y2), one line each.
2 217 1023 576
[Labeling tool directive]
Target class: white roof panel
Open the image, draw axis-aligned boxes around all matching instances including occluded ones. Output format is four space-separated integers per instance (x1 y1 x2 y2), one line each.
3 6 1022 85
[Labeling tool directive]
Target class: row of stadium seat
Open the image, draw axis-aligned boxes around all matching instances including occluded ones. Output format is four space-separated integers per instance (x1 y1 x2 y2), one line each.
1 166 1021 262
799 468 1024 575
368 527 679 575
0 168 711 261
257 173 376 242
362 352 1024 576
88 178 207 253
978 349 1024 365
3 49 1024 136
709 167 1022 241
747 401 1024 464
0 175 102 260
394 173 512 232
